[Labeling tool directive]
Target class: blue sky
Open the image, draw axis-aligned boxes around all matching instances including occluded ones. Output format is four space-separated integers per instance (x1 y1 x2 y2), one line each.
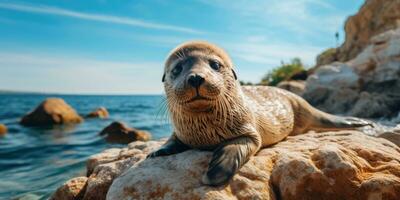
0 0 364 94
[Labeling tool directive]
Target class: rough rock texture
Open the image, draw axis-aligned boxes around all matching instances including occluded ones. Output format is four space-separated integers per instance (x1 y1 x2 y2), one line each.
52 140 164 200
303 28 400 118
277 80 306 96
99 121 151 144
378 124 400 147
0 124 7 135
316 48 338 67
20 98 83 126
316 0 400 66
54 130 400 200
50 177 88 200
86 107 109 119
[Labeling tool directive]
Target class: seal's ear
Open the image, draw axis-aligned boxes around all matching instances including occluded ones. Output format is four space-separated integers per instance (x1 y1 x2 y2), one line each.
231 69 237 80
162 73 166 82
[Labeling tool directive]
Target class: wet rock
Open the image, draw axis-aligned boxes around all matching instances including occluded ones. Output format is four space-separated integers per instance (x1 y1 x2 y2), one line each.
52 131 400 200
0 124 7 135
99 122 151 144
50 177 87 200
20 98 83 126
86 107 109 119
277 80 306 96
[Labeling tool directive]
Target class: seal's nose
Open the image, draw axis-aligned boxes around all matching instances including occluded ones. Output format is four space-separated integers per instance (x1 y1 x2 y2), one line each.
188 74 205 88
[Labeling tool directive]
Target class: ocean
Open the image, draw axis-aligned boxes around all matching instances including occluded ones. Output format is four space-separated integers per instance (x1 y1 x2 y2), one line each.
0 94 172 199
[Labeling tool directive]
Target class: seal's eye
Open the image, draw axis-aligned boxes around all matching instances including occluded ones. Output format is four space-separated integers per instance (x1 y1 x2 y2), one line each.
209 60 221 71
171 63 183 77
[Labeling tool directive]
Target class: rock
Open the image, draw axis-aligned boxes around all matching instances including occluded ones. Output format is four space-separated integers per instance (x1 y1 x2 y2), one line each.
110 131 400 200
288 70 308 81
351 92 395 118
339 0 400 62
86 107 109 119
99 122 151 144
314 0 400 67
303 63 360 114
50 177 87 200
53 131 400 200
316 48 338 67
378 124 400 147
0 124 7 135
20 98 83 126
51 140 164 200
303 28 400 118
277 80 306 96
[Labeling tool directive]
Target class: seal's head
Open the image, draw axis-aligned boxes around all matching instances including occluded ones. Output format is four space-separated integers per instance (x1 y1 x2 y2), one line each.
163 41 238 113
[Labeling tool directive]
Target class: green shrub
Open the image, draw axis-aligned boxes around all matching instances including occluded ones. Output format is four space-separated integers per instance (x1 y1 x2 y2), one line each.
239 81 254 86
260 58 305 86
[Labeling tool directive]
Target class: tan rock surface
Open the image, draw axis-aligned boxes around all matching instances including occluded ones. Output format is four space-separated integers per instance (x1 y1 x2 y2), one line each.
106 131 400 200
86 107 109 119
0 124 7 135
52 129 400 200
50 177 88 200
20 98 83 126
316 0 400 66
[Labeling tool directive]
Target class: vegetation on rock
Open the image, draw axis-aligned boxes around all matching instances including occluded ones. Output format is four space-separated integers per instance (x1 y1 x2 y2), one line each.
260 58 306 86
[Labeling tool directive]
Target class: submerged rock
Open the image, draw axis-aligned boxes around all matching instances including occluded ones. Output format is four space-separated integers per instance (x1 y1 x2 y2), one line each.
99 122 151 144
86 107 109 119
20 98 83 126
0 124 7 135
53 130 400 200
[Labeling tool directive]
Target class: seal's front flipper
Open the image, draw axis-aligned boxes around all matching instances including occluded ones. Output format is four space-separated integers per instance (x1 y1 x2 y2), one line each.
147 133 190 158
202 136 260 186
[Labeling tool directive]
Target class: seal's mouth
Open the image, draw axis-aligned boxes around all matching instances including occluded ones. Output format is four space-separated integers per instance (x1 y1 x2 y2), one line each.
186 95 212 103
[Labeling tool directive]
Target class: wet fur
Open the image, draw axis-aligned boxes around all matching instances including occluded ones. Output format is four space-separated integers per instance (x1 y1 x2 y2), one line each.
148 41 371 186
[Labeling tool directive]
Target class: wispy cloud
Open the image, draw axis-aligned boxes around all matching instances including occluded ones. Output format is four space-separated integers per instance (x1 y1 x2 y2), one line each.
199 0 344 35
0 2 203 34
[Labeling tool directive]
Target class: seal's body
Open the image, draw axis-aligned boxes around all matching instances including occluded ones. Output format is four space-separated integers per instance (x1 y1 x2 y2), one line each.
148 41 371 186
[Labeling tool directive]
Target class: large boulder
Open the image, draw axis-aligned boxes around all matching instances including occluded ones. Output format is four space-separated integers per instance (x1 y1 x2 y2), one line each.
53 130 400 200
316 0 400 66
52 140 164 200
99 122 151 144
50 177 88 200
0 124 7 135
86 107 109 119
20 98 83 126
303 28 400 118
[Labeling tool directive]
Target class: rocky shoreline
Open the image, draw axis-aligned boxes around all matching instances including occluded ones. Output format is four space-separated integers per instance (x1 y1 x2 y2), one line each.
51 129 400 200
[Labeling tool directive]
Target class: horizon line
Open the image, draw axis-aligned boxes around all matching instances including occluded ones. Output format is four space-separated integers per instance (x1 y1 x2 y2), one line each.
0 89 164 96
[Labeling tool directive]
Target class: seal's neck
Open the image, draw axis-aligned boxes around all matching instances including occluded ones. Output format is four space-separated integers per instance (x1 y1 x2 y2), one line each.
169 87 247 129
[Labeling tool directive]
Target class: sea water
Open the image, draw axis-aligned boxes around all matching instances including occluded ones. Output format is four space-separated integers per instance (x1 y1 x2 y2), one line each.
0 94 172 199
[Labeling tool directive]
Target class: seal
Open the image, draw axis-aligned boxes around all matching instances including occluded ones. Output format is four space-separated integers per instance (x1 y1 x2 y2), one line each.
148 41 371 186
